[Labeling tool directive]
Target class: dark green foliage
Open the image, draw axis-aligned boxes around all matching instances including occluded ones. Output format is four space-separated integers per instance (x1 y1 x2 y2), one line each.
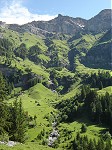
8 99 27 142
3 67 41 90
68 48 80 71
56 85 112 135
44 38 54 46
48 45 59 67
0 38 13 58
22 72 41 90
0 17 111 147
50 69 76 93
103 132 111 141
0 71 8 100
85 71 112 89
82 30 111 69
81 124 87 133
80 85 86 100
97 29 111 44
14 43 28 59
0 102 9 141
0 72 27 142
56 96 83 122
99 81 103 90
28 44 42 63
85 91 112 127
71 133 112 150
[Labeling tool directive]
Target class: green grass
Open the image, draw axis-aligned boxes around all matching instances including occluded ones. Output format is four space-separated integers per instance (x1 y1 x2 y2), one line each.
0 27 47 50
0 142 62 150
0 26 111 149
98 86 112 95
38 54 51 63
61 79 81 100
70 33 103 53
9 83 57 142
56 68 75 78
58 118 108 148
53 39 70 64
75 59 111 76
10 58 50 80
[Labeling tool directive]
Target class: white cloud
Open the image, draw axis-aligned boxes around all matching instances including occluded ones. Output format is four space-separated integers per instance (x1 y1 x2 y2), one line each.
0 0 57 25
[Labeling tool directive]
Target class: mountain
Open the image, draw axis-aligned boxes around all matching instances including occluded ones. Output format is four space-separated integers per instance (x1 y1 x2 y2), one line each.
6 9 111 37
82 29 111 69
85 9 111 34
0 9 112 150
27 14 87 35
7 14 87 37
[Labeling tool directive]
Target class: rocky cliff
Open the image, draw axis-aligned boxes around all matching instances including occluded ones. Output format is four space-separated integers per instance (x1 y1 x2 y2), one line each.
4 9 111 37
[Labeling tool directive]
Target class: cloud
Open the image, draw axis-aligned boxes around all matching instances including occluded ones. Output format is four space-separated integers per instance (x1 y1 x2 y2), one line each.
0 0 57 25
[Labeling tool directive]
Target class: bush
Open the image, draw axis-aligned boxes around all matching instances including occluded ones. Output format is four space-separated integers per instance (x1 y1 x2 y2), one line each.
103 132 111 141
81 124 87 133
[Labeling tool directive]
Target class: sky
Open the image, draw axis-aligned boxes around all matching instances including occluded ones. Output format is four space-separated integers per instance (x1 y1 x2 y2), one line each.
0 0 111 25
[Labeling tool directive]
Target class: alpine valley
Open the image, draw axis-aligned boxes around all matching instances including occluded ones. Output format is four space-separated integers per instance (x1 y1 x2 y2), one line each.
0 9 112 150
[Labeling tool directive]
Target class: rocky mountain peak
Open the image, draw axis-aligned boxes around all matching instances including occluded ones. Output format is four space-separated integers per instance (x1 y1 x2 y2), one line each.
2 9 111 37
98 9 111 16
58 14 63 17
86 9 111 34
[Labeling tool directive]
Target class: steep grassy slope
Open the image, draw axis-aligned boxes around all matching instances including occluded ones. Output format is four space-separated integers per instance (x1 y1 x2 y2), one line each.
9 83 57 142
68 33 103 70
58 118 108 149
0 27 47 50
82 30 111 69
0 22 111 150
0 143 60 150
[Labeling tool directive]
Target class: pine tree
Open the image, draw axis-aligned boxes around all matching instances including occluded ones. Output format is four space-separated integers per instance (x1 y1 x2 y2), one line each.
81 124 87 133
88 139 96 150
96 138 105 150
0 72 9 140
81 86 86 101
9 98 27 142
105 140 112 150
16 99 26 142
99 81 103 90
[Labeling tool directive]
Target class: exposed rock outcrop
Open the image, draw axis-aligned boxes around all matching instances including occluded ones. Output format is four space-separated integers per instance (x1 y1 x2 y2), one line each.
5 9 111 37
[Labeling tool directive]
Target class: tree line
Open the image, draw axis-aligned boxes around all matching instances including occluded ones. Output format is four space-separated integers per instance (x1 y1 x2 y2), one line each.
56 86 112 135
0 72 27 142
84 71 112 89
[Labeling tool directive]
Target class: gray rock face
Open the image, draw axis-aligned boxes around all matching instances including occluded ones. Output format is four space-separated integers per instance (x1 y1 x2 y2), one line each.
48 129 59 146
48 122 59 147
0 141 18 147
86 9 111 34
29 15 87 35
2 9 111 37
0 21 8 28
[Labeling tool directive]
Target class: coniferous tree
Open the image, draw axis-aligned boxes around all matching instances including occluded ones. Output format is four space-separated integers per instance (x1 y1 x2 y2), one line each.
81 86 86 100
0 72 9 140
9 98 27 142
81 124 87 133
99 81 103 90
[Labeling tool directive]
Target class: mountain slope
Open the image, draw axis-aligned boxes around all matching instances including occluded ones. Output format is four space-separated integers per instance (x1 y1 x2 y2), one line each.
0 9 112 150
86 9 111 34
4 9 111 37
82 29 111 69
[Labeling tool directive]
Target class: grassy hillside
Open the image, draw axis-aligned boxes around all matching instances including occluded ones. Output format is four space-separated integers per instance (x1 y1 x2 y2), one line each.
82 30 111 69
9 83 57 141
0 143 61 150
0 26 111 150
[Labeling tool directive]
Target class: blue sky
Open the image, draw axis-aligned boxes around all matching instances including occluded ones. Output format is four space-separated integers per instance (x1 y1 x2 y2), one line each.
0 0 111 24
23 0 111 18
